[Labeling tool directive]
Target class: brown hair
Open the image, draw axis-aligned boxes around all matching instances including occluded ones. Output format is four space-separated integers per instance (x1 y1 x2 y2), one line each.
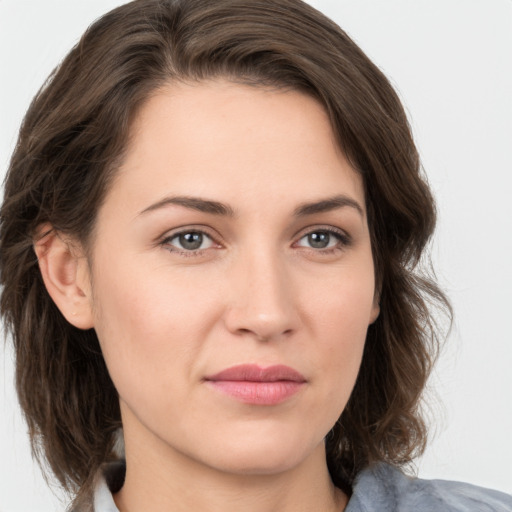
0 0 450 505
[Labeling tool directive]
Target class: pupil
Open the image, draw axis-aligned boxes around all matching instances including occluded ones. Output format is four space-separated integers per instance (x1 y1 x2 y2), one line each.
308 231 330 249
179 232 203 250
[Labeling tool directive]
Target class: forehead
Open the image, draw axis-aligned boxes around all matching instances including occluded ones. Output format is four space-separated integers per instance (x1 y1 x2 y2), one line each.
102 80 365 219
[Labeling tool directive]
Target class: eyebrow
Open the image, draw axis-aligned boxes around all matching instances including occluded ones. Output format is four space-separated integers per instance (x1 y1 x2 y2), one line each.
138 194 364 218
139 196 235 217
293 195 364 218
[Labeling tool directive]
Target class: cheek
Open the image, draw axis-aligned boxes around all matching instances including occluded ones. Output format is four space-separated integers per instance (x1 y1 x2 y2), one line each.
89 254 228 411
90 261 194 391
307 266 375 400
308 258 375 337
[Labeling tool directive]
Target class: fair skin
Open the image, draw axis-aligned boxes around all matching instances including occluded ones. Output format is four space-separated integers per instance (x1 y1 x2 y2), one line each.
36 80 379 512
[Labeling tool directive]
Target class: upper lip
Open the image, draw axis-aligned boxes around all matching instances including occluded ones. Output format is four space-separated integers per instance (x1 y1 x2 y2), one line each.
205 364 306 383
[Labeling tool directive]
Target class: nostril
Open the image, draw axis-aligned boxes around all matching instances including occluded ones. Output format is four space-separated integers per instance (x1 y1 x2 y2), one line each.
233 326 295 343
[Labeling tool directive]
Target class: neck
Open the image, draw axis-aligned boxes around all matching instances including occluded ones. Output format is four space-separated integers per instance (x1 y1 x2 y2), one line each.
114 431 347 512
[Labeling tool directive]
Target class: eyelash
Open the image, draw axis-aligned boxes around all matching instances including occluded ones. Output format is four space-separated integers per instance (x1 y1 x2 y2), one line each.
159 226 352 257
294 227 352 255
160 227 218 258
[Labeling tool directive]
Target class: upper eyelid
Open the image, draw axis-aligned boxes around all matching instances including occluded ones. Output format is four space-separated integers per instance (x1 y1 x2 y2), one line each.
294 224 351 241
159 225 221 243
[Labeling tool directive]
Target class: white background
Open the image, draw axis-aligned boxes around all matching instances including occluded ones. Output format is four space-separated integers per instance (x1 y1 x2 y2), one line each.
1 1 511 510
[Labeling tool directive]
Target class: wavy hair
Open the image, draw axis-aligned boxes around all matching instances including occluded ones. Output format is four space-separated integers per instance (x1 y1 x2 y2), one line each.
0 0 450 505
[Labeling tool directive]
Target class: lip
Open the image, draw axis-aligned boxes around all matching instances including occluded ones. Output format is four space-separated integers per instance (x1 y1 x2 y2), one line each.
204 364 306 405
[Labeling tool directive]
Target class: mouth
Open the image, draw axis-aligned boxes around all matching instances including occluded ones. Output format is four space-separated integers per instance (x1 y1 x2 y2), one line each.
204 364 306 405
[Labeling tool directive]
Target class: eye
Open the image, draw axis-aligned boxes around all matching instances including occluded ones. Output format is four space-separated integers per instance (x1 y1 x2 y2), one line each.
164 231 215 252
296 229 349 251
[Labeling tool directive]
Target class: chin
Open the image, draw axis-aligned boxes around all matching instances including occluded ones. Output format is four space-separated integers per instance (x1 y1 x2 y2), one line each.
195 429 322 476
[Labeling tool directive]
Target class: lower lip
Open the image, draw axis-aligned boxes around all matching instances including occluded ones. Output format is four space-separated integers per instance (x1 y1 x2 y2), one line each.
206 380 304 405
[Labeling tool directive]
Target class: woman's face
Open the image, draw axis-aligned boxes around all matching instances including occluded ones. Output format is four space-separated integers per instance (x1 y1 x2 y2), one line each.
83 80 379 475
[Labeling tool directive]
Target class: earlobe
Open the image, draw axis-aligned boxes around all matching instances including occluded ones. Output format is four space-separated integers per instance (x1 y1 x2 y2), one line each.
33 224 94 330
369 301 380 324
369 292 380 324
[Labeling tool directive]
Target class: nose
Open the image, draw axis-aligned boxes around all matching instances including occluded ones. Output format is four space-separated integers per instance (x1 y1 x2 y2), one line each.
223 247 300 342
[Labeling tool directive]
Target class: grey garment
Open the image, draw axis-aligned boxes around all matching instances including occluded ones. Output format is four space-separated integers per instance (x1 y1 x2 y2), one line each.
89 461 512 511
346 463 512 512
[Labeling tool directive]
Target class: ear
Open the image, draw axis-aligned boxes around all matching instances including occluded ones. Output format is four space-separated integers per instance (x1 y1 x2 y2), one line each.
369 298 380 324
33 224 94 330
369 286 380 325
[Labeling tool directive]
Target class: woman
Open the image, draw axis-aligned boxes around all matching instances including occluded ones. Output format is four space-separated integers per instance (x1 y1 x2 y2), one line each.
1 0 511 511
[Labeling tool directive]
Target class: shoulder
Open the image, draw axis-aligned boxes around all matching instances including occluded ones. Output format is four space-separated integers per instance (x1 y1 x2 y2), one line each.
346 463 512 512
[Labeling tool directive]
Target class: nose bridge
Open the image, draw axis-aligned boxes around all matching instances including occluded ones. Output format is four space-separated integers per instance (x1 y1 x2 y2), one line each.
224 240 298 340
